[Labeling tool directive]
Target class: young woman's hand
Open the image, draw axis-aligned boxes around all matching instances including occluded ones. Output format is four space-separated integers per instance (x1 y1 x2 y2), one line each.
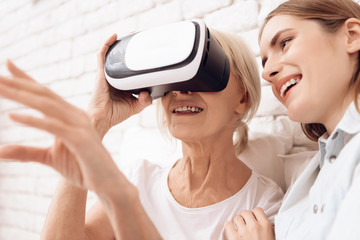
224 208 275 240
87 34 152 138
0 60 127 192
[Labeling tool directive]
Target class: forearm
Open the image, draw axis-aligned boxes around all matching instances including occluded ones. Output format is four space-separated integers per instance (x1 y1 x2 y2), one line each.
97 176 162 240
41 178 88 240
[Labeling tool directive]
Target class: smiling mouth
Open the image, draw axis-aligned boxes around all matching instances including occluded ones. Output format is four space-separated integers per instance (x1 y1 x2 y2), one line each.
173 106 203 113
280 77 301 99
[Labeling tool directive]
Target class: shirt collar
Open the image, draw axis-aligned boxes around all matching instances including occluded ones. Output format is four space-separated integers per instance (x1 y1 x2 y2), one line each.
336 102 360 134
317 102 360 168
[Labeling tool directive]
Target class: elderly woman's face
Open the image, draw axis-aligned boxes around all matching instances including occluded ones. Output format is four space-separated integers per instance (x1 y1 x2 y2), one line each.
161 72 246 142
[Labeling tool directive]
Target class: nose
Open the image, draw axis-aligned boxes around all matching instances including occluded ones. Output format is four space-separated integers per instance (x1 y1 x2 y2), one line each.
262 59 281 84
172 91 192 96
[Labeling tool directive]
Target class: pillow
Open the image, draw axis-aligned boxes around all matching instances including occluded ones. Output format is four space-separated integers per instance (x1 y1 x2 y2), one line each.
256 84 288 117
240 116 294 191
240 115 318 192
280 151 317 191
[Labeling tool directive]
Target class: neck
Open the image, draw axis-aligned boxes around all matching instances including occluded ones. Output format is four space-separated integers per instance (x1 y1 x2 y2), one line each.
168 133 251 208
323 96 353 135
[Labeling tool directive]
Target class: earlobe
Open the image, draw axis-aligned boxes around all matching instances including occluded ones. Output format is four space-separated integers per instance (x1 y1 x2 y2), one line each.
345 18 360 53
235 92 248 114
240 91 248 104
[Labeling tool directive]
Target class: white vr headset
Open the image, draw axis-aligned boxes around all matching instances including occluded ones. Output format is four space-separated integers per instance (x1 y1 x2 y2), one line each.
104 20 230 99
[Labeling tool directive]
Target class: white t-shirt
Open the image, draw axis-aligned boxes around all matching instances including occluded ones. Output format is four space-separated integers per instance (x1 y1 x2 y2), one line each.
123 159 284 240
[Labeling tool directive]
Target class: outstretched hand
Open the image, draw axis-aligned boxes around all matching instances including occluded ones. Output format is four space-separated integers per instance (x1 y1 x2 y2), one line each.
0 34 154 191
88 33 152 138
0 60 125 192
224 208 275 240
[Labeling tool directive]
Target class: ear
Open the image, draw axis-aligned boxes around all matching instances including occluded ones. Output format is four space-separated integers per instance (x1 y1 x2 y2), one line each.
344 18 360 54
235 91 248 114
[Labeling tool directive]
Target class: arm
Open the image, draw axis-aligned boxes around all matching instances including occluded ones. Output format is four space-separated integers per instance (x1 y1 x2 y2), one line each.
41 33 146 239
41 179 90 240
96 177 162 240
42 176 159 240
0 37 160 239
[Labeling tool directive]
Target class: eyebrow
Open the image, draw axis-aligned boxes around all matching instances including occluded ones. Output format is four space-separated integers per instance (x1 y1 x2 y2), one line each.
261 28 294 68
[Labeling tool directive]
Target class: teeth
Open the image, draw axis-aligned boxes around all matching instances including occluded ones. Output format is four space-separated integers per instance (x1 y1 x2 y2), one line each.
174 106 203 113
280 78 300 99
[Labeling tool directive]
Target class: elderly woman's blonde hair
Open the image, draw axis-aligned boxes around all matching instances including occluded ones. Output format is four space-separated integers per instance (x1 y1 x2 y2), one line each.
157 29 261 155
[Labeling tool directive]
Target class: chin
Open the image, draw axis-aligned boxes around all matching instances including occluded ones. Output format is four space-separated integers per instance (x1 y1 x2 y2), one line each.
170 129 199 141
287 101 312 123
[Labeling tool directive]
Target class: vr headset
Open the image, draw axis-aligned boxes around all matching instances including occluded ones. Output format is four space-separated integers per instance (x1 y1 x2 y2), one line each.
104 20 230 99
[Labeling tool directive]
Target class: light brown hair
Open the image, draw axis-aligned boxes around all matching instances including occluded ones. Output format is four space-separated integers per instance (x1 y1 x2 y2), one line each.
260 0 360 141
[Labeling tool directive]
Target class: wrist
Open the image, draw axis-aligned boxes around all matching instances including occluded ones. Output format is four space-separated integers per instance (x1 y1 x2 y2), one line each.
97 179 162 240
96 171 138 200
59 177 89 199
88 112 110 139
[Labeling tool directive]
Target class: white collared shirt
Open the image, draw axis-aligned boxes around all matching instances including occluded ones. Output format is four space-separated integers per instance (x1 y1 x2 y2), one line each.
275 102 360 240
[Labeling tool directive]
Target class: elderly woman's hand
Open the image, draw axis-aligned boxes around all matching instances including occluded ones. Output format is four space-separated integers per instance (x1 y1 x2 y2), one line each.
0 60 129 193
224 208 275 240
87 33 152 138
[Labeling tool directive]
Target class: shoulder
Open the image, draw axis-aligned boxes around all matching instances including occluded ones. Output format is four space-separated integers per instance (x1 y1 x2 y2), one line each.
246 172 284 223
250 172 284 209
250 171 284 197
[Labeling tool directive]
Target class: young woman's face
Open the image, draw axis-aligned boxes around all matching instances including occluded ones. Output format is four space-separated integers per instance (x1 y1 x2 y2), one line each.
259 15 354 127
161 72 246 143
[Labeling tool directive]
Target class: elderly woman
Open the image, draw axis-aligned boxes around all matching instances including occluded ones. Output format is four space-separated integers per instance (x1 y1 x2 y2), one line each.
0 28 283 239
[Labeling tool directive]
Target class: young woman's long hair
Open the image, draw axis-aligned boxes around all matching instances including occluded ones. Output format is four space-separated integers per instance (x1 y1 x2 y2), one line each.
259 0 360 141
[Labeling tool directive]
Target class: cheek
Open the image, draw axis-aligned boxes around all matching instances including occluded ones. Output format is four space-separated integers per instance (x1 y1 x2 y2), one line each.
271 85 282 102
160 98 171 122
284 44 305 64
208 100 238 124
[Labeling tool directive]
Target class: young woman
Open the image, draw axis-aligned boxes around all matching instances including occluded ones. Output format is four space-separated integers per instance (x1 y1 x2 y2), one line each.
225 0 360 239
0 29 283 239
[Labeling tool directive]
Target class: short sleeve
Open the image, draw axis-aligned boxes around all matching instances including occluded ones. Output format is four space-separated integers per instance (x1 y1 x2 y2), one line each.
254 174 284 224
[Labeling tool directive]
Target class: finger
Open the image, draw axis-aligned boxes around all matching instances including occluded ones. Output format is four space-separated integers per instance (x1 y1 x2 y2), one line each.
97 33 118 69
239 210 257 224
6 60 35 82
0 74 55 99
9 112 72 140
0 77 75 123
0 144 48 164
94 34 118 92
8 113 104 175
232 215 246 234
252 207 272 226
252 207 266 220
224 221 239 239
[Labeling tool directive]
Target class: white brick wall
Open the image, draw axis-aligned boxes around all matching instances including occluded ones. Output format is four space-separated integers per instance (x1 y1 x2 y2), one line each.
0 0 284 239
